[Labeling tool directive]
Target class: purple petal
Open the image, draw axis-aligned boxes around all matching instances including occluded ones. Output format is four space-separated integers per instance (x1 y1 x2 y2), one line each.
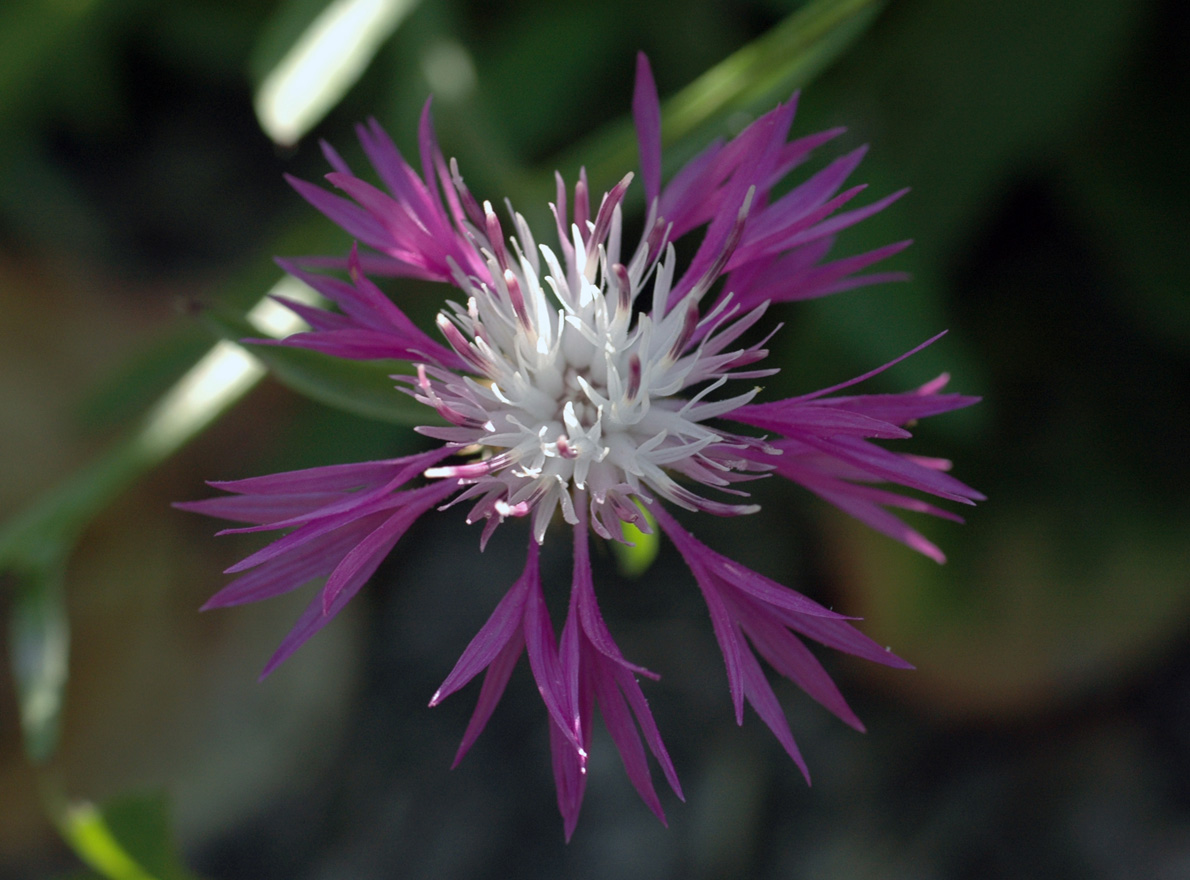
572 520 656 678
611 663 684 801
794 433 983 504
549 715 588 842
285 174 390 250
258 548 375 678
431 541 537 704
820 487 949 563
774 606 914 670
817 387 981 425
733 597 865 731
524 573 583 755
653 506 747 722
207 448 446 496
787 332 949 403
591 649 666 824
738 643 810 783
655 507 845 619
727 401 912 439
174 491 343 525
633 53 662 207
320 481 456 611
450 625 524 767
201 515 386 609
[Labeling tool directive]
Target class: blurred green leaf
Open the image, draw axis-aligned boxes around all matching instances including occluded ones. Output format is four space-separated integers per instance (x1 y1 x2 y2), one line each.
0 0 109 119
76 330 216 433
612 502 660 578
55 793 203 880
253 0 424 145
808 0 1144 265
202 306 430 426
553 0 887 196
9 562 70 763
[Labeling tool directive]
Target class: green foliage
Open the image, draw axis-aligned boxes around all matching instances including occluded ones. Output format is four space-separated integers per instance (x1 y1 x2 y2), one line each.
8 562 70 763
55 793 204 880
201 306 432 426
611 503 661 578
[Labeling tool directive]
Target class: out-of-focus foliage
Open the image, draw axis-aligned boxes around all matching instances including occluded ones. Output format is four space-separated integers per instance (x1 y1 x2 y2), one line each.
58 793 203 880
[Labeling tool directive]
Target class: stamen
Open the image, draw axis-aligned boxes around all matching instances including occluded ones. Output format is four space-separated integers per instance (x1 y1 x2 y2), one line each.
612 263 632 318
504 268 532 330
626 353 642 400
669 303 700 360
574 169 590 242
585 173 634 272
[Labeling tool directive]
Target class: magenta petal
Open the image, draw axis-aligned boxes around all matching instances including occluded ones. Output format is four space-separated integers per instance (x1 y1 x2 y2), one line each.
259 562 367 678
727 401 912 439
610 663 684 801
775 607 914 670
590 651 666 824
557 587 584 745
653 512 844 619
201 516 384 610
733 599 865 731
432 541 537 704
572 521 656 678
285 174 390 249
320 481 456 611
658 513 747 722
549 715 588 842
821 488 949 564
221 462 448 537
207 449 446 496
633 52 662 207
182 54 984 837
759 240 913 304
222 493 403 573
450 626 524 768
173 492 342 525
737 643 810 783
797 433 982 504
789 332 949 403
523 574 582 755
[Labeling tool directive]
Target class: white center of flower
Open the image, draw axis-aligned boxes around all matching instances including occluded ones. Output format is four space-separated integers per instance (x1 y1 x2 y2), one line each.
416 186 768 545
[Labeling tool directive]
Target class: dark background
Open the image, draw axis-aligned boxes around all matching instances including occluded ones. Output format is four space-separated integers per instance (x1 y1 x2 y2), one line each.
1 0 1188 877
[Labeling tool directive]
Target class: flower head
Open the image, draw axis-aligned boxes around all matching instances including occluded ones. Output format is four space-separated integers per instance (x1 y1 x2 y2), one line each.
181 54 981 837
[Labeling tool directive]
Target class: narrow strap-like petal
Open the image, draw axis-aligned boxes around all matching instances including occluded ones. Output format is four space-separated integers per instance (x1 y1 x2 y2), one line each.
431 540 538 704
449 625 525 768
633 52 662 208
738 642 810 783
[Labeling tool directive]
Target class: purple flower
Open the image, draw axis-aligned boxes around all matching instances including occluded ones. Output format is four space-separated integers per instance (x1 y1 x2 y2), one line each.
181 54 981 837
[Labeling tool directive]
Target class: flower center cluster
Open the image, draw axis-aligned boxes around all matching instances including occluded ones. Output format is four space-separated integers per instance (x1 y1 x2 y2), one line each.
413 183 770 545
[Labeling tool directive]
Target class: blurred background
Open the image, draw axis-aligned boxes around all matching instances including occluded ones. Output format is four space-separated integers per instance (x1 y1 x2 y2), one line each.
1 0 1188 877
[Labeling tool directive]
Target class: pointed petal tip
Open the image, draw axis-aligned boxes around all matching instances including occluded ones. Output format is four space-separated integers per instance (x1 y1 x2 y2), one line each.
879 648 915 670
634 51 654 82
